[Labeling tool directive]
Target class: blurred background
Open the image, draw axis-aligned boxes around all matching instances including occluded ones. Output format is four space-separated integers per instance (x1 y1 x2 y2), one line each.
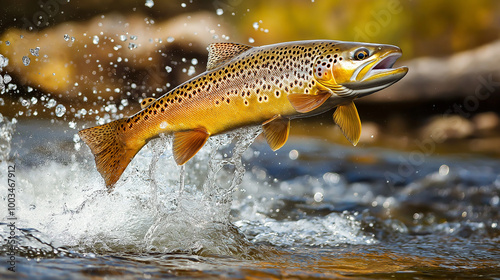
1 0 499 155
1 2 500 278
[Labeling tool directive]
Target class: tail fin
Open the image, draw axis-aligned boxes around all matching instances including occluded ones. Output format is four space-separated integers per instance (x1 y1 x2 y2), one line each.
78 119 144 189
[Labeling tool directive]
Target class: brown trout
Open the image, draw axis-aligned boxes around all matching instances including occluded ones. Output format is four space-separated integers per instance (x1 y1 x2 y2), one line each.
79 40 408 189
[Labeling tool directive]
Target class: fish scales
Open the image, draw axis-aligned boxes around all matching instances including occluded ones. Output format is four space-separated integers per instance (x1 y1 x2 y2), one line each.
128 42 331 140
79 40 408 189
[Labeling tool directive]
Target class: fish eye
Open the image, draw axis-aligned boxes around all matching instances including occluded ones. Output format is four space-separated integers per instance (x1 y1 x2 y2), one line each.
354 48 369 60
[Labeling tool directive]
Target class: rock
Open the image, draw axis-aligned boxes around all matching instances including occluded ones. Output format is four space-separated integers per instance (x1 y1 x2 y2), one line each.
472 112 500 135
420 115 474 142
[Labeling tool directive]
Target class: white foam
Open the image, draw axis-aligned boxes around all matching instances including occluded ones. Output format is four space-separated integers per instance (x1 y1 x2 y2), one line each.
0 119 375 257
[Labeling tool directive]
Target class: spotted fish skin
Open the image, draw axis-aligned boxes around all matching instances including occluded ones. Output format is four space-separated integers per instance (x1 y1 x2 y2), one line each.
79 40 408 188
127 42 334 138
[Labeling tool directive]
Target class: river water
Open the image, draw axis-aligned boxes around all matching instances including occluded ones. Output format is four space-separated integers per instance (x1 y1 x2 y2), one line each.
0 117 499 279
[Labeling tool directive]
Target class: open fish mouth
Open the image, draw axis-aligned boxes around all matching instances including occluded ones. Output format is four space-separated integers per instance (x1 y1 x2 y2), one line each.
345 50 408 96
362 52 408 81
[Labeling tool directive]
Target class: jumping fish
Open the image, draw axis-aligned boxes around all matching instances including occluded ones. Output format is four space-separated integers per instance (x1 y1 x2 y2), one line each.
79 40 408 189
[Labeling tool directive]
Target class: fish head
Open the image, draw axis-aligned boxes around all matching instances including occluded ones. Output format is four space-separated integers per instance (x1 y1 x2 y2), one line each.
313 42 408 98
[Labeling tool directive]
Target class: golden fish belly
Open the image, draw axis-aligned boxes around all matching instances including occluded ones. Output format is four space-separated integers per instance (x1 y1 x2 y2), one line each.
132 82 307 141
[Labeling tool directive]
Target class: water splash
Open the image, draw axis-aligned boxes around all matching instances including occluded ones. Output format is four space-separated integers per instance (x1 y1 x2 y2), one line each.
0 122 266 258
0 115 15 161
142 127 263 256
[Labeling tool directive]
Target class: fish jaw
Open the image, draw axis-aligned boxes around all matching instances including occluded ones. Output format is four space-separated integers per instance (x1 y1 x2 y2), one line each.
342 45 408 97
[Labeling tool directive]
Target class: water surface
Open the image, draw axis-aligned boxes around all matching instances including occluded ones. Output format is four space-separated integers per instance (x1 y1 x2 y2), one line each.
1 118 499 279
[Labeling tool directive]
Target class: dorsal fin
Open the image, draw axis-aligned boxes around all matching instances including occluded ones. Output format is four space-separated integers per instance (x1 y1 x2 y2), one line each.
140 97 156 109
206 43 253 71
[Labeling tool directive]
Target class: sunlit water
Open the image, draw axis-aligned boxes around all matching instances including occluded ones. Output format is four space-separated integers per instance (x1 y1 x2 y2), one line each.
1 116 499 279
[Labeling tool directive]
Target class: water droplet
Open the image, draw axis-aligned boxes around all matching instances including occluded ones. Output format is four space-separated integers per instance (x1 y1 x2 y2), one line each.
216 8 223 15
55 104 66 117
187 65 196 76
45 98 57 108
314 192 324 202
3 74 12 84
288 149 299 160
181 2 186 8
130 35 137 40
165 66 172 73
5 41 10 46
323 172 340 184
128 43 137 50
22 56 30 66
191 58 198 65
145 0 154 8
438 164 449 176
63 34 70 41
92 36 100 45
252 22 259 30
120 35 127 42
248 37 255 43
21 98 30 107
0 54 8 68
30 47 40 57
166 36 174 43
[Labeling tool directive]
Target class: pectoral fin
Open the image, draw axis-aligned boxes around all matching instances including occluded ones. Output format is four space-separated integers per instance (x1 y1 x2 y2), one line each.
262 115 290 151
140 97 156 109
173 128 210 165
333 102 361 146
287 91 331 113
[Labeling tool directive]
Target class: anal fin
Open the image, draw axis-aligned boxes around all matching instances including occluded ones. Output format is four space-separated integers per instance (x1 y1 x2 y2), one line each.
333 101 361 146
287 90 331 113
140 97 156 109
173 128 210 165
262 115 290 151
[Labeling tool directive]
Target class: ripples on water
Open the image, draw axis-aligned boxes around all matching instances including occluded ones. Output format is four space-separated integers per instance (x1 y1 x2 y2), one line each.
0 116 499 279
